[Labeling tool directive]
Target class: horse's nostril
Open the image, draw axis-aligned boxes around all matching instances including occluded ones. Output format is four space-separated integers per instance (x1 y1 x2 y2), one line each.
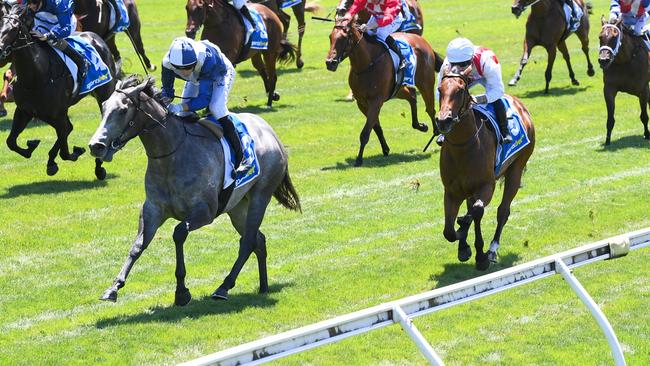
89 143 106 156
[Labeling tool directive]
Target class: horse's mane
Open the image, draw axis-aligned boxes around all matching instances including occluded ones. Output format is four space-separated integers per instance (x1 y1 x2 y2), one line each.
120 74 166 106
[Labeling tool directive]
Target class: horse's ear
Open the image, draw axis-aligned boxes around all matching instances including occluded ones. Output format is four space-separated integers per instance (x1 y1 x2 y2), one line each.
615 16 623 26
601 15 606 26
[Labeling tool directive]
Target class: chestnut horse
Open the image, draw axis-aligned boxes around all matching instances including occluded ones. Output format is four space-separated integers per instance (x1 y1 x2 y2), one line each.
436 67 535 270
598 18 650 145
335 0 423 35
185 0 295 108
510 0 595 93
326 17 442 166
254 0 306 69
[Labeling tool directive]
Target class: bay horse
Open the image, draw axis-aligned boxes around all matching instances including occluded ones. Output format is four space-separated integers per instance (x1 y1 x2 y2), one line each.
326 17 442 166
0 4 117 178
436 66 535 270
185 0 296 108
253 0 306 69
89 76 301 305
74 0 156 73
336 0 423 36
598 18 650 145
510 0 595 93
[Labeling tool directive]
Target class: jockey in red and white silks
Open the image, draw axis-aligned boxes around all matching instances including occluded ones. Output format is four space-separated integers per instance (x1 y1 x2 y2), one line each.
610 0 650 35
344 0 407 69
436 38 512 144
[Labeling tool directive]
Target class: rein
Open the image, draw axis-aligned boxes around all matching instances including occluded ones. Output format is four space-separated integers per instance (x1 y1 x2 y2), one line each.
332 22 389 75
0 13 37 59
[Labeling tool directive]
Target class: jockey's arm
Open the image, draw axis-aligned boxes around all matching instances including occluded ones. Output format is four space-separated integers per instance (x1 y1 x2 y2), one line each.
477 58 505 105
375 0 401 27
160 63 176 100
46 1 74 40
609 0 621 21
184 79 213 111
347 0 368 17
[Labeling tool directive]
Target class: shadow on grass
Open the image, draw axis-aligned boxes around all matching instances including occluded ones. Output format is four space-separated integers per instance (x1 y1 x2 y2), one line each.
517 86 589 99
236 66 318 79
230 103 294 115
0 175 115 199
95 282 293 328
0 118 46 132
321 150 433 171
430 252 520 289
596 134 650 152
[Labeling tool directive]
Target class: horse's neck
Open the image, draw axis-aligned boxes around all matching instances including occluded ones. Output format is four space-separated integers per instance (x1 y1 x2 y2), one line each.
616 33 640 64
204 5 242 50
445 111 481 149
349 35 380 72
137 100 186 158
13 44 48 86
531 0 556 17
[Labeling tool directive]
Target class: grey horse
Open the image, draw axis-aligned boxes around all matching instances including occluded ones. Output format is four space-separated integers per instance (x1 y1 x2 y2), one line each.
88 76 301 306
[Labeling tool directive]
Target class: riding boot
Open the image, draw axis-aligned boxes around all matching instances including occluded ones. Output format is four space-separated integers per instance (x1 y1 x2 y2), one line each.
565 0 578 25
239 5 257 31
492 99 513 144
385 35 407 70
107 0 122 32
218 115 253 175
52 39 89 90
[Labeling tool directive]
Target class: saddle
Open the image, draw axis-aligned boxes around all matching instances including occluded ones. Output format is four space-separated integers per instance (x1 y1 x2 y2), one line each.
362 33 406 100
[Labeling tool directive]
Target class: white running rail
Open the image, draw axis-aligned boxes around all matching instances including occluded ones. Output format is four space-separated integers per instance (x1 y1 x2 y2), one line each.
180 228 650 366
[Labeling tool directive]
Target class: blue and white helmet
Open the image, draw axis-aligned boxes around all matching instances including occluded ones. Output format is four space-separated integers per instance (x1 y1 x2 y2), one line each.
168 37 198 69
446 37 475 64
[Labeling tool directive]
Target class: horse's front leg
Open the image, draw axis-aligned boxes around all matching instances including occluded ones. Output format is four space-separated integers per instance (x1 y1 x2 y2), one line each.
100 202 163 302
639 87 650 140
442 191 471 262
509 38 534 86
6 107 39 158
604 84 618 145
172 203 215 306
544 45 557 94
557 40 579 86
355 98 382 166
213 194 272 300
470 187 494 270
403 86 428 132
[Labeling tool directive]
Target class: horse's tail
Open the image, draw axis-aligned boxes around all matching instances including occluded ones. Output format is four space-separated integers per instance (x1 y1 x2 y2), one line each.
278 39 297 66
585 1 593 15
434 51 444 73
305 1 323 13
274 170 302 213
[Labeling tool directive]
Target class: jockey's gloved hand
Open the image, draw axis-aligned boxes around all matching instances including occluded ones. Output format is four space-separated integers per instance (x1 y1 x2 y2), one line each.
471 95 488 105
167 103 184 115
160 96 173 105
358 24 368 33
30 30 47 41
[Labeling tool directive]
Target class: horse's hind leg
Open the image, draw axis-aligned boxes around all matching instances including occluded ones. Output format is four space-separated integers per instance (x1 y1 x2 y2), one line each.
100 204 163 302
640 87 650 140
400 86 428 132
577 21 595 77
213 195 272 300
544 45 557 94
127 7 156 71
557 40 579 86
418 78 439 135
46 139 62 176
294 5 305 69
106 37 123 77
6 107 39 158
509 38 534 86
263 51 280 107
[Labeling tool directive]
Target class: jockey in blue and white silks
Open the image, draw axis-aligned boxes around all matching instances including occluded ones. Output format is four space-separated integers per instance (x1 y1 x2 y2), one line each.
610 0 650 35
26 0 88 84
161 37 252 173
436 38 512 144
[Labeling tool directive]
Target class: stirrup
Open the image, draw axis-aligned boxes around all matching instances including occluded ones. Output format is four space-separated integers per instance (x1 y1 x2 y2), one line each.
235 157 254 174
501 133 513 144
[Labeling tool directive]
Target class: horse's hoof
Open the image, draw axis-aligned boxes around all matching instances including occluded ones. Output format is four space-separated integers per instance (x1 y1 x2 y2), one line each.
487 250 498 263
26 139 41 150
174 288 192 306
508 79 517 86
476 256 490 271
272 92 280 102
46 164 59 176
572 79 580 86
644 131 650 140
605 138 611 146
100 289 117 302
382 148 390 157
95 166 107 181
148 64 157 72
587 68 595 77
211 287 229 301
458 246 472 262
73 146 86 157
296 59 304 69
354 158 363 167
259 285 269 294
417 123 429 133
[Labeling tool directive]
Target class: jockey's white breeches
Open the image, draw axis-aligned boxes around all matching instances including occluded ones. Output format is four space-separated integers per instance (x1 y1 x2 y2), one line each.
33 12 76 38
232 0 247 10
181 57 235 119
367 13 403 40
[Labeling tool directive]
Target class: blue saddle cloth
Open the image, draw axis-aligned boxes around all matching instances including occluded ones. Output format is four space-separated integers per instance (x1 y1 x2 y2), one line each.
280 0 301 9
109 0 130 33
397 0 421 33
472 97 531 176
374 37 416 88
66 36 113 94
207 115 261 189
248 7 269 50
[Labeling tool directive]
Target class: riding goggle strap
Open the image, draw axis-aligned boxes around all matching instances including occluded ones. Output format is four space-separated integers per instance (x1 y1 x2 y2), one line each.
599 24 622 57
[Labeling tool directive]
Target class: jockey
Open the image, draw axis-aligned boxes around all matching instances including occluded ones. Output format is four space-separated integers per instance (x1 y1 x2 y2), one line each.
437 38 513 144
161 37 253 173
26 0 89 84
610 0 650 35
564 0 579 26
343 0 408 70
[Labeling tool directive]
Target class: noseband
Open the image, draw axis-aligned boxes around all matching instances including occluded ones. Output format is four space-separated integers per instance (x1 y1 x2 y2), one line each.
599 23 622 58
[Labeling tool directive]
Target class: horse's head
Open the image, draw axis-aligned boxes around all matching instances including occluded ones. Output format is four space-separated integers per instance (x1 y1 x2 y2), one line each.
436 66 473 134
89 76 159 162
598 16 623 70
185 0 208 39
0 4 32 60
326 16 360 71
511 0 534 18
335 0 354 18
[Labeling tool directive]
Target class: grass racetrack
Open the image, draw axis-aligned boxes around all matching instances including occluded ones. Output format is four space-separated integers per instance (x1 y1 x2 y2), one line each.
0 0 648 364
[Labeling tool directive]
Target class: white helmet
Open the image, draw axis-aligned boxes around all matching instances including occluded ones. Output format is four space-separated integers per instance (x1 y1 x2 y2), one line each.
446 37 475 63
168 37 198 69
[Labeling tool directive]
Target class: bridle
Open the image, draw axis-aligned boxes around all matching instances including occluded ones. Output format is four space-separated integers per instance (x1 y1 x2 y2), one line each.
110 89 187 159
331 21 363 65
599 23 622 59
0 10 37 60
513 0 544 13
437 72 484 147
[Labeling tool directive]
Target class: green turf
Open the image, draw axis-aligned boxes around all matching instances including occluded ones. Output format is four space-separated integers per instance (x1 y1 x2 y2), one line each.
0 0 649 365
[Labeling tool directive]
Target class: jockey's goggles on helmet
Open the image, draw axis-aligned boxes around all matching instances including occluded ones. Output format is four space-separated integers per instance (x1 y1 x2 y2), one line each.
171 62 196 71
